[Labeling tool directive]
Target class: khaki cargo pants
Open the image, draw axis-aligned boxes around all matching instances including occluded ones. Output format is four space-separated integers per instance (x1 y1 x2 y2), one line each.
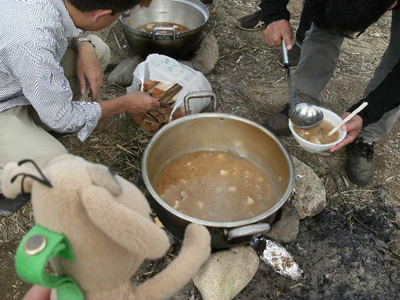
0 35 110 191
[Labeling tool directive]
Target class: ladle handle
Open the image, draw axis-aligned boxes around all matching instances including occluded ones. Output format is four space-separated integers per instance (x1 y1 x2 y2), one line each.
282 40 290 68
282 41 295 109
328 102 368 136
183 91 218 115
224 223 271 241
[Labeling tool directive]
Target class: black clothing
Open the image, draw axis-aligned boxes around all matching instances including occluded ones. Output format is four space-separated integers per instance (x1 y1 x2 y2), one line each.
259 0 312 43
296 4 312 43
259 0 290 27
348 57 400 128
260 0 400 127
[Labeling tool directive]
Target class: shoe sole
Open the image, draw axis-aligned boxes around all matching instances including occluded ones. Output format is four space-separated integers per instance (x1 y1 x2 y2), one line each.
0 210 12 217
236 23 264 31
0 195 30 217
345 163 372 186
272 129 292 136
278 61 298 69
264 125 292 136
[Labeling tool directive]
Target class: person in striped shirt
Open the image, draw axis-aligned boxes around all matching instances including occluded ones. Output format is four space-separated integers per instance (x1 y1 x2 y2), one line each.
0 0 158 215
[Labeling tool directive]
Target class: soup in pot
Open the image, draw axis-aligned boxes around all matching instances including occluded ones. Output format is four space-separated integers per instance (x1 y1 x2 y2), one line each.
154 151 279 222
137 22 191 33
293 119 340 144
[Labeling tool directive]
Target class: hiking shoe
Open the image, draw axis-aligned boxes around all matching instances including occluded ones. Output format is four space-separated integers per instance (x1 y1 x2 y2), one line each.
280 40 302 68
236 10 265 31
264 103 292 136
346 137 375 186
0 193 30 217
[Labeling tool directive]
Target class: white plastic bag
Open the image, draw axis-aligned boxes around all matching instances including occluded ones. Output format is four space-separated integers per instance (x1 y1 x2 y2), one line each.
127 54 212 120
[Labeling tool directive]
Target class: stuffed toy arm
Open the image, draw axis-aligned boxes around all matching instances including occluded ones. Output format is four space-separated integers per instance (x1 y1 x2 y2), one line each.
133 223 211 300
80 186 170 259
81 186 211 300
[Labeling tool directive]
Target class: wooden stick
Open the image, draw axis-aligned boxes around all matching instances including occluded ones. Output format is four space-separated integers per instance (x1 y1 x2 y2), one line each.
143 81 159 94
328 102 368 136
158 83 182 105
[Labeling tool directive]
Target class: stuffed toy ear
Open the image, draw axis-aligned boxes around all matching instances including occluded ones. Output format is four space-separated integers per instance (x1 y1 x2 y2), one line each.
1 161 40 198
86 164 122 196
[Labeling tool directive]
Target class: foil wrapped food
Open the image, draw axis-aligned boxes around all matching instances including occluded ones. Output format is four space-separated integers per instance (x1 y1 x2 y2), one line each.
250 238 303 281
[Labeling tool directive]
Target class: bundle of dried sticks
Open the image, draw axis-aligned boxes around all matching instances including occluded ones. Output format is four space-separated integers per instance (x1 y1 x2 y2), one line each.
133 80 188 132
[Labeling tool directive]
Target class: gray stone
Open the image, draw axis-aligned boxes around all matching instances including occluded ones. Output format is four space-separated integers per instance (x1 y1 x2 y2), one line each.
291 157 327 219
107 55 144 87
264 203 300 243
193 246 259 300
191 33 219 74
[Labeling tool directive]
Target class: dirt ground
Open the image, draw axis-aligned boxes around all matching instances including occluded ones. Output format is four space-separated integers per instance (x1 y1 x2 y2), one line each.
1 0 399 299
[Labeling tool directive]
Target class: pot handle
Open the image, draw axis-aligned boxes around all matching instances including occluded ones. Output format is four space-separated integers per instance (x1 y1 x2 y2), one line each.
224 223 271 241
152 27 177 40
183 91 218 115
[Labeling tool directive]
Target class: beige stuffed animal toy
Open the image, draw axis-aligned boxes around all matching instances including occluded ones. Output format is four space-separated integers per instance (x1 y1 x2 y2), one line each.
2 154 211 300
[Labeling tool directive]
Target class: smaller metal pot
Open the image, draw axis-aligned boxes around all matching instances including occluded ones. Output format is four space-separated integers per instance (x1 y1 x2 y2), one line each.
142 93 295 249
119 0 209 58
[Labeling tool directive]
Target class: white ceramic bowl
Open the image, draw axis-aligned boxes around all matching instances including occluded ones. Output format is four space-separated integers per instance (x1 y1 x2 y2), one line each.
289 107 347 153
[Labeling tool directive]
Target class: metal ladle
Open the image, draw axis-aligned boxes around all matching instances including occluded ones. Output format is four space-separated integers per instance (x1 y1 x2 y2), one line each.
282 41 324 129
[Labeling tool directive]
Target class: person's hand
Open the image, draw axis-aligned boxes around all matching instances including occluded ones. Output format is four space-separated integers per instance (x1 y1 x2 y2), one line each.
76 42 103 101
330 113 363 152
23 285 51 300
263 20 294 49
124 91 160 114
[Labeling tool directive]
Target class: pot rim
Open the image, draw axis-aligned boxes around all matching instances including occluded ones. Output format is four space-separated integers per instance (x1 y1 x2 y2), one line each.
119 0 209 39
142 113 295 228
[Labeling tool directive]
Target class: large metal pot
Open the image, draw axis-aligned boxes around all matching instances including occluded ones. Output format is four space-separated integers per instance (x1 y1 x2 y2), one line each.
142 111 295 249
119 0 209 58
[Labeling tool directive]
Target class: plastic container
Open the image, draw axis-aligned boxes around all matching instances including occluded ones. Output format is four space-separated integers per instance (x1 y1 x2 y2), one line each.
289 107 346 153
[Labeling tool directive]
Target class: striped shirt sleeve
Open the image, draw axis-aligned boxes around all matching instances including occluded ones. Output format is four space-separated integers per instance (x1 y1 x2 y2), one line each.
6 42 101 141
